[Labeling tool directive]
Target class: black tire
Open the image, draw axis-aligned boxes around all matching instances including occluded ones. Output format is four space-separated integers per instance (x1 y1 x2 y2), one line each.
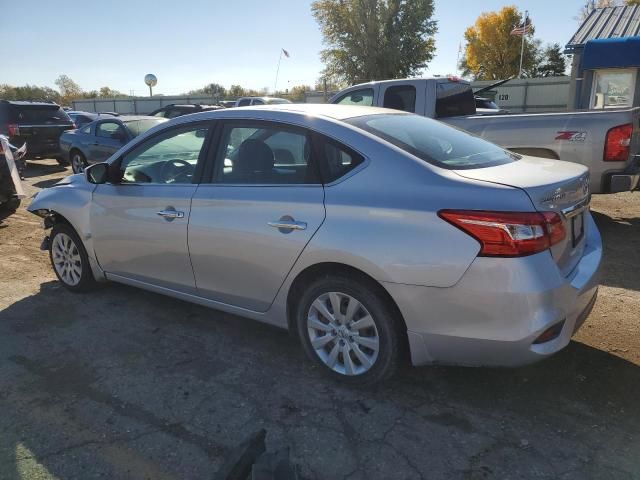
56 156 70 166
49 223 98 292
294 273 402 386
69 151 86 174
0 197 20 217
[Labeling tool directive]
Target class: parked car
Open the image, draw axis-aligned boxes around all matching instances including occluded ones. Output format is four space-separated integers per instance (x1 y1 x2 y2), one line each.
234 97 292 107
149 104 223 119
29 104 601 385
59 116 167 173
66 111 115 129
330 77 640 194
0 100 74 165
218 100 236 108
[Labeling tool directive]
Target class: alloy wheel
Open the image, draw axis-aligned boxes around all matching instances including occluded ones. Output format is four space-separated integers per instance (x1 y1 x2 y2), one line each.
71 154 85 174
52 233 82 286
307 291 380 376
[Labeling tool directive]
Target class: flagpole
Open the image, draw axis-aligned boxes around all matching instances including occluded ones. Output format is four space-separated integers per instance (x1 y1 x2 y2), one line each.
518 10 528 78
274 50 283 94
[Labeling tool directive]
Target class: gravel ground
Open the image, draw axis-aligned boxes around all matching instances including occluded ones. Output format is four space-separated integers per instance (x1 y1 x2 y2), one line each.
1 159 639 480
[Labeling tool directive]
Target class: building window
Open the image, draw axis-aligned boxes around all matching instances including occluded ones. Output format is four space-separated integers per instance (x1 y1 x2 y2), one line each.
590 69 636 109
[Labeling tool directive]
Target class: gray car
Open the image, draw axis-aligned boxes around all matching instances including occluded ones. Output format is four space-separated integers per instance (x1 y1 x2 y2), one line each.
28 104 602 385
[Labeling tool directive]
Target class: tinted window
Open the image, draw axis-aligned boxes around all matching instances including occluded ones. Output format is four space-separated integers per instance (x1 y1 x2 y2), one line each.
215 124 319 184
80 125 92 134
320 140 364 183
96 121 123 138
347 113 518 170
335 88 374 106
124 118 167 137
252 99 265 105
435 82 476 118
383 85 416 113
10 105 71 124
237 99 251 107
120 125 209 184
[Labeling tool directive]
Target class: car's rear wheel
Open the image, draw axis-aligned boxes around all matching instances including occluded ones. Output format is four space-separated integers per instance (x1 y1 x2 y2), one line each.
49 223 97 292
70 151 87 174
295 274 401 385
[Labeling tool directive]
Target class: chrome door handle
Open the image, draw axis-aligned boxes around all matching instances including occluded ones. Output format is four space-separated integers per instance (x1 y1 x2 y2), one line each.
268 220 307 231
157 210 184 219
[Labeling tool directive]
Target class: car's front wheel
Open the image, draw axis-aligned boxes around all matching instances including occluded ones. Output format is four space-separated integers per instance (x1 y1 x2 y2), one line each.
49 223 97 292
70 151 87 174
295 274 402 385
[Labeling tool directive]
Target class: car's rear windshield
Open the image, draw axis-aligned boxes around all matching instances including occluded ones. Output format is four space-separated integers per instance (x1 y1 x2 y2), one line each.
345 113 519 170
124 118 167 137
9 104 72 124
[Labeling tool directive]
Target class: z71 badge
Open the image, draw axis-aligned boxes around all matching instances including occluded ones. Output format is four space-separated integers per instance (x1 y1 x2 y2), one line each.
555 131 587 142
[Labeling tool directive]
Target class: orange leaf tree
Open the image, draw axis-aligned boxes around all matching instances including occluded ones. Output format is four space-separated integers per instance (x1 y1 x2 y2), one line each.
461 6 539 80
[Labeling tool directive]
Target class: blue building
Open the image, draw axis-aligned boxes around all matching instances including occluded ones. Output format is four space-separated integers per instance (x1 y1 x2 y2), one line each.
566 5 640 110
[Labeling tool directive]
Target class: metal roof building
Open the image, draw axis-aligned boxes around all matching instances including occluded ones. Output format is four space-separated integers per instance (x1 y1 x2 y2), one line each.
565 5 640 110
566 5 640 52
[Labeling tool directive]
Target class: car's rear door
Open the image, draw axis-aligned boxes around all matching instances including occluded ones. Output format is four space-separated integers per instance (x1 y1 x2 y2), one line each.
91 121 127 162
188 121 326 312
91 122 213 293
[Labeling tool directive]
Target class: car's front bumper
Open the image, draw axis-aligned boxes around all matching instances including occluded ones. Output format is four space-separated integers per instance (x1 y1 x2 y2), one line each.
385 212 602 367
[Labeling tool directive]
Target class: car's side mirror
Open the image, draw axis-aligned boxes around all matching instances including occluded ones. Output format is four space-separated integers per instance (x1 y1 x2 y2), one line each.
85 162 109 184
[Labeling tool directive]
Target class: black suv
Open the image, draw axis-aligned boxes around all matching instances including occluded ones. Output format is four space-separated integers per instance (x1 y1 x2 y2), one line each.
0 100 75 165
149 103 223 119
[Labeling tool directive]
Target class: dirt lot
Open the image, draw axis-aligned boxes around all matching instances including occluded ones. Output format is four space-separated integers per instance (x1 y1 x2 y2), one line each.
1 159 639 480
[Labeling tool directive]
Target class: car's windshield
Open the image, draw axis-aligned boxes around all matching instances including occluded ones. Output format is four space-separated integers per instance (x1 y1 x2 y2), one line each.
266 98 292 104
346 113 518 170
124 118 167 137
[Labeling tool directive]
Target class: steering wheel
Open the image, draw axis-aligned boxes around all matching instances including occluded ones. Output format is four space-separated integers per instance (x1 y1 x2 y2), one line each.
160 159 193 183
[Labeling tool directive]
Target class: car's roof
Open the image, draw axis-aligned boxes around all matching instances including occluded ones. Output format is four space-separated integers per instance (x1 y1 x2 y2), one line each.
112 115 159 122
220 103 394 120
1 100 62 107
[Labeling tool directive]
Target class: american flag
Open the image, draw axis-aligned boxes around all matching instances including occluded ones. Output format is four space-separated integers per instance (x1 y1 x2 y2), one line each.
510 18 532 36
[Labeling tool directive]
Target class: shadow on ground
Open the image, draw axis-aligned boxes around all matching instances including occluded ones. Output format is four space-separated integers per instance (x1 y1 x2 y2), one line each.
0 282 638 479
592 211 640 292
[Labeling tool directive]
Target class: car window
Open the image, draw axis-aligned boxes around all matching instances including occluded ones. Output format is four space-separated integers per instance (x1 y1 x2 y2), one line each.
346 113 518 170
152 109 167 117
166 108 186 118
124 118 167 137
320 139 364 183
435 82 476 118
96 121 123 138
215 124 319 184
10 105 71 124
383 85 416 113
80 125 91 134
119 125 209 184
237 99 251 107
335 88 374 106
252 99 265 105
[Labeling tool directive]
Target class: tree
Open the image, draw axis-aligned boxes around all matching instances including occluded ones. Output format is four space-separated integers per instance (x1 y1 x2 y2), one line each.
625 0 640 5
203 83 227 98
577 0 620 20
98 86 126 98
312 0 437 84
284 85 312 102
54 75 83 104
0 84 60 102
537 43 567 77
228 85 246 98
461 6 539 80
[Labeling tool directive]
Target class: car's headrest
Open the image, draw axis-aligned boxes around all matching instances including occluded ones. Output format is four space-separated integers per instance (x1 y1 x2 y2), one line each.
237 139 274 174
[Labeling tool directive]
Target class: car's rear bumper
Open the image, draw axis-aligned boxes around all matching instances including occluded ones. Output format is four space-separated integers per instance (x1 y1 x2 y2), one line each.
385 212 602 367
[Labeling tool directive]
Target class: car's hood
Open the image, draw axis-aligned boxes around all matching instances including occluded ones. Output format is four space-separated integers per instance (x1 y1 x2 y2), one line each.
53 173 86 187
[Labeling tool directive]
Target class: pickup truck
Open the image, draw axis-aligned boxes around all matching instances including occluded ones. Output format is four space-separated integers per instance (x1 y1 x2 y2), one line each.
330 78 640 193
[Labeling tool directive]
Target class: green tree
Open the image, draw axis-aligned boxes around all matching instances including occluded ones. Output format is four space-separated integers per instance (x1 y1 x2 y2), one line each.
98 86 126 98
228 84 246 98
461 6 539 80
312 0 437 84
0 84 60 102
203 83 227 98
537 43 567 77
54 75 83 104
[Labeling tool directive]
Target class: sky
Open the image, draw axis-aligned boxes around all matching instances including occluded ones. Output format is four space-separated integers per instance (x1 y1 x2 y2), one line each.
0 0 586 96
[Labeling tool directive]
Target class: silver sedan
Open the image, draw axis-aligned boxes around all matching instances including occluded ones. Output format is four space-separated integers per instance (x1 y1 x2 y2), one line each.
28 104 601 385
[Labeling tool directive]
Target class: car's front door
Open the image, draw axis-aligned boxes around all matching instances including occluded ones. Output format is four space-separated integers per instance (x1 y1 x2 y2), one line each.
91 120 127 162
91 122 212 293
189 121 326 312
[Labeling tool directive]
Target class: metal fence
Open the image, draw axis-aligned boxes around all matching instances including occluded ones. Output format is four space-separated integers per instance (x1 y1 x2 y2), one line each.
72 96 219 114
471 76 570 113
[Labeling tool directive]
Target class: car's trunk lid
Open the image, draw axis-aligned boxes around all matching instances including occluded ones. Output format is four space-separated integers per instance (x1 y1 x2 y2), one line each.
454 155 590 276
9 104 74 152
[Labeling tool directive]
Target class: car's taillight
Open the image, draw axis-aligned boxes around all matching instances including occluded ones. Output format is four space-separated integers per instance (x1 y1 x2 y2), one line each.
438 210 566 257
7 123 19 136
604 123 632 162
